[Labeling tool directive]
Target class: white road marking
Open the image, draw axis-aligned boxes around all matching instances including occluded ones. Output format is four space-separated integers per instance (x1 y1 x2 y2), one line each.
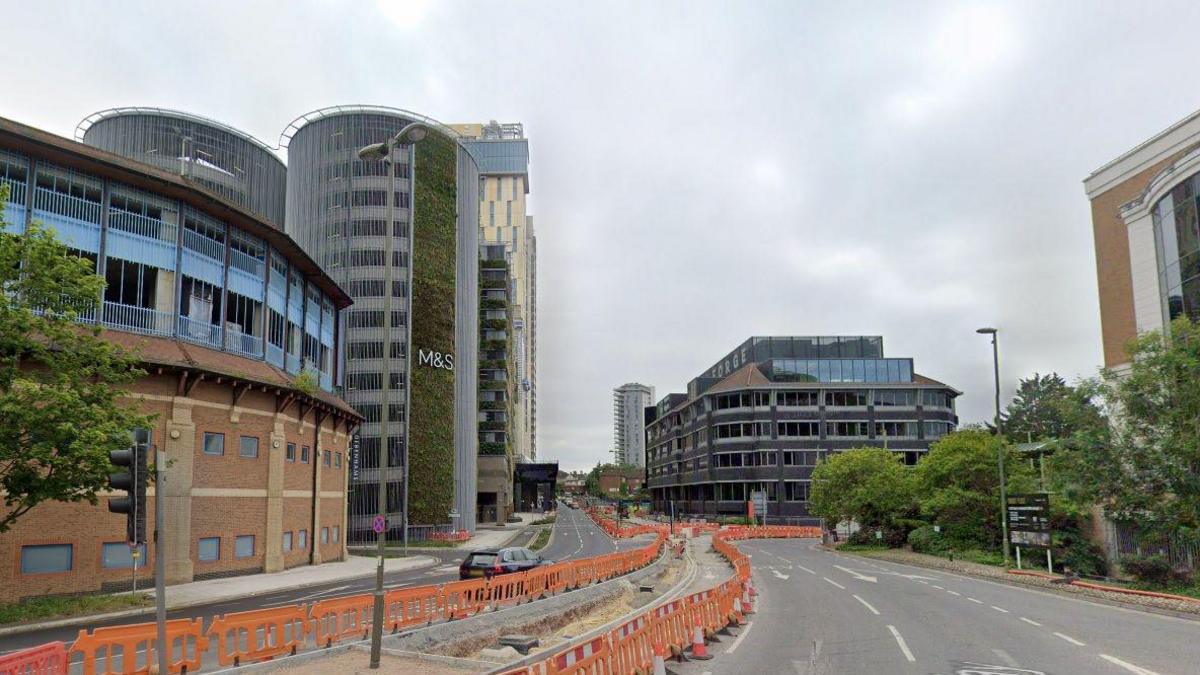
266 584 352 606
991 648 1019 667
385 582 413 590
947 590 961 596
772 569 790 580
823 577 846 590
833 564 877 583
991 605 1010 613
725 621 754 654
887 625 916 662
1019 617 1042 627
932 585 944 590
1099 654 1162 675
968 597 984 604
1053 632 1086 646
852 594 880 615
796 564 816 575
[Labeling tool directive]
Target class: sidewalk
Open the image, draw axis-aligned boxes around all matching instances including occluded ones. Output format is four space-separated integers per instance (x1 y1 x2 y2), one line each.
449 512 542 550
161 554 436 606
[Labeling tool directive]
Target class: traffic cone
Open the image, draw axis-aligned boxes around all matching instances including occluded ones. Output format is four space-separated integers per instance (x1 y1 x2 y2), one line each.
732 596 744 625
748 579 758 598
690 619 713 660
742 587 755 614
652 642 668 675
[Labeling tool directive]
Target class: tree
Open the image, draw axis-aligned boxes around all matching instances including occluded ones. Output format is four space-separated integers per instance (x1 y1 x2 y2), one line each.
1003 372 1082 441
0 192 154 532
914 429 1036 549
1060 316 1200 540
809 448 916 534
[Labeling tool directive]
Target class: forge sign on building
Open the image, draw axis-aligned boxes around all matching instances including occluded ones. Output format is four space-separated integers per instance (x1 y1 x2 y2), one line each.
0 112 363 603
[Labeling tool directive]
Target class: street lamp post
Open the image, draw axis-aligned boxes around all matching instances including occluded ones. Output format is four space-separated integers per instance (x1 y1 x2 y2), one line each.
976 327 1011 566
358 122 428 670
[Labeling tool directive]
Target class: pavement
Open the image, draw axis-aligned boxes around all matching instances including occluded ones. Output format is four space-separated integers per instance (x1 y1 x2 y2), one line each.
0 509 608 655
666 538 1200 675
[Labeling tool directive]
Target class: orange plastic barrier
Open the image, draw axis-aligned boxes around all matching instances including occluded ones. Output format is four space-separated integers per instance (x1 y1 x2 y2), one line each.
71 618 207 675
309 593 373 648
385 585 442 631
442 578 488 619
207 605 309 666
555 635 612 674
0 640 66 675
487 573 529 608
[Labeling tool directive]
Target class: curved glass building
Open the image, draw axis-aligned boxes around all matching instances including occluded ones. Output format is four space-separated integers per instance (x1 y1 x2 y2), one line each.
282 106 479 539
78 107 287 227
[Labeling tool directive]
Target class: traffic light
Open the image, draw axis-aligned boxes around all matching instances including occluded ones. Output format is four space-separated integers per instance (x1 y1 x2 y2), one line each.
108 442 149 545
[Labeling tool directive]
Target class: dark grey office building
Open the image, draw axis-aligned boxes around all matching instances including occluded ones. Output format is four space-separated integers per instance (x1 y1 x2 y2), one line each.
645 336 959 523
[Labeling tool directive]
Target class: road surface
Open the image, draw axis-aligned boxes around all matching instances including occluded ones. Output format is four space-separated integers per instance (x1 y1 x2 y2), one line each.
0 504 628 653
670 538 1200 675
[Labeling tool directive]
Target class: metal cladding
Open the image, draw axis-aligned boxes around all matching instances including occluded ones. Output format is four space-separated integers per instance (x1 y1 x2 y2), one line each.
78 108 287 227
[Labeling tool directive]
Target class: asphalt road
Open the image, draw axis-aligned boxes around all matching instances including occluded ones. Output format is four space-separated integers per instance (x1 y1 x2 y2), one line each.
0 504 623 654
670 539 1200 675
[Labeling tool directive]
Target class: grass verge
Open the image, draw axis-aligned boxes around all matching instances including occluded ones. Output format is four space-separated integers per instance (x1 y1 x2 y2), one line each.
530 527 552 551
0 593 149 627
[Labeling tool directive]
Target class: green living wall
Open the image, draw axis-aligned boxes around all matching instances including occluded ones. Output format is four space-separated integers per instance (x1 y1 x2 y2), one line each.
408 130 457 526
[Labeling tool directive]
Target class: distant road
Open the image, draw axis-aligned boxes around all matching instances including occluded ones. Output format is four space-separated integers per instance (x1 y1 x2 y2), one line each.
668 538 1199 675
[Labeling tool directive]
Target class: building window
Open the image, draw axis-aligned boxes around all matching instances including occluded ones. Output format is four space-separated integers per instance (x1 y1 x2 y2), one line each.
777 421 819 438
102 542 147 569
785 481 811 502
777 391 819 407
323 450 331 467
333 526 340 543
335 452 342 468
923 421 953 440
286 443 296 462
784 450 825 466
283 531 293 552
298 530 308 549
714 422 770 439
921 390 952 409
20 544 72 574
235 535 255 559
198 537 221 562
301 445 310 463
875 421 918 438
321 527 329 544
203 432 225 456
825 390 868 407
874 390 917 407
826 421 870 438
240 436 259 459
489 202 495 227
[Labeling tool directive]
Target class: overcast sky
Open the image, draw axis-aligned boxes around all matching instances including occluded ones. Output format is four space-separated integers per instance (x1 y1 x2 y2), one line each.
3 1 1198 471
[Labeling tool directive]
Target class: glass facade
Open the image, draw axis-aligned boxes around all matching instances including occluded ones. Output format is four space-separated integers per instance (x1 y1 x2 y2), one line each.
0 147 339 391
1153 172 1200 321
765 358 913 383
79 108 287 226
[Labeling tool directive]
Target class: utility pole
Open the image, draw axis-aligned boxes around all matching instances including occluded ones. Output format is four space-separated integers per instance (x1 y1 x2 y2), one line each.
155 447 167 675
977 327 1011 566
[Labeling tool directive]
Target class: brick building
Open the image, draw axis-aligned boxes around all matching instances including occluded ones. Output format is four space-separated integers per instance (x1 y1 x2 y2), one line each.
597 467 645 497
0 115 362 602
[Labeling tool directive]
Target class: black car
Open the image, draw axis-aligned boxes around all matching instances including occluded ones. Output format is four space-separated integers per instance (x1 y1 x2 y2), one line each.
459 547 547 580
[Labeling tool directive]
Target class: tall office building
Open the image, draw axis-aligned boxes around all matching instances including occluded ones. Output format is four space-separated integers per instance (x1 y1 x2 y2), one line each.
451 121 537 461
283 106 479 538
613 383 656 467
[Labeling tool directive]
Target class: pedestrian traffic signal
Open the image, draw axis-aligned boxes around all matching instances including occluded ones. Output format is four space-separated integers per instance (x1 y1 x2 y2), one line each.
108 443 148 545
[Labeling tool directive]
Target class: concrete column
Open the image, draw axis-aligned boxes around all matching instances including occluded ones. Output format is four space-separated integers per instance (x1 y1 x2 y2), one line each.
310 415 323 565
163 398 197 584
264 418 287 572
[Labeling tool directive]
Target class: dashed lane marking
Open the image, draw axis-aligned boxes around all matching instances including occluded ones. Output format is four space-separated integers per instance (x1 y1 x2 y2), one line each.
1019 617 1042 627
1052 632 1086 646
991 605 1010 613
968 597 984 604
947 590 962 596
853 594 880 615
1099 654 1162 675
796 564 816 575
887 625 916 662
824 577 846 590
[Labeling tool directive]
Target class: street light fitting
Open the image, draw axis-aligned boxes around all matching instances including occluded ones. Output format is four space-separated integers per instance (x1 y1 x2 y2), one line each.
976 327 998 335
356 123 431 161
357 142 388 161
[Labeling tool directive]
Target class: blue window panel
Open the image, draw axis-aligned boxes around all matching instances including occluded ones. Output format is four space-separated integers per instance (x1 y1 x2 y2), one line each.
107 229 176 271
228 266 265 300
267 342 285 368
305 310 320 336
286 352 301 375
899 360 913 382
182 249 224 286
320 371 332 391
267 284 286 314
3 202 24 234
33 209 101 253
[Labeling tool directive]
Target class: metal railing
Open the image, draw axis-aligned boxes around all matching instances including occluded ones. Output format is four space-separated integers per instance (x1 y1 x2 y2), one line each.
101 302 174 337
2 177 25 205
229 246 265 277
182 227 224 262
1108 521 1200 571
224 325 263 358
267 342 285 367
107 209 176 243
33 187 101 224
179 315 221 349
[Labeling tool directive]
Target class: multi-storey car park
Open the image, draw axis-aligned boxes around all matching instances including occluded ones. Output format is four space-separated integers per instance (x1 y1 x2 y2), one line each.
645 336 959 523
0 113 362 603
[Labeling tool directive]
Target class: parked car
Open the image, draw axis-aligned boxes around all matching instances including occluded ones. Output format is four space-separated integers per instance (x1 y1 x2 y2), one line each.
459 547 547 580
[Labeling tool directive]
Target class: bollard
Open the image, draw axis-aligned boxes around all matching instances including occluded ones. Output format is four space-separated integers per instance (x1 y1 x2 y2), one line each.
742 587 755 614
652 642 668 675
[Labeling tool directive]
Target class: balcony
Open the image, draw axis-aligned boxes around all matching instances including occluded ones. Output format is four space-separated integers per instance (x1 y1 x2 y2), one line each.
3 178 27 234
224 324 263 359
101 302 174 338
33 188 101 252
178 315 221 349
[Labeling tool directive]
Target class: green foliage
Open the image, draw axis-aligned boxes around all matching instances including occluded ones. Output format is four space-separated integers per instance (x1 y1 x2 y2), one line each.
480 259 508 270
1052 528 1107 577
481 319 507 331
479 441 507 455
914 430 1036 551
293 370 318 396
408 131 458 526
1003 372 1093 441
0 201 156 533
480 400 505 411
0 591 148 626
481 339 508 351
907 525 948 555
1060 316 1200 540
530 526 552 550
1121 555 1193 587
481 298 507 310
809 448 916 536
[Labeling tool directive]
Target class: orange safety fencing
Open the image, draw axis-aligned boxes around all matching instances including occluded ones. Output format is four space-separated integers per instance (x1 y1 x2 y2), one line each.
0 640 67 675
72 618 208 675
506 524 820 674
429 530 471 542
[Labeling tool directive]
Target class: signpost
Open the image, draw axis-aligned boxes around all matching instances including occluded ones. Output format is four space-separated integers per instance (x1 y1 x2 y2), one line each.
750 491 767 527
1006 493 1052 572
372 515 386 535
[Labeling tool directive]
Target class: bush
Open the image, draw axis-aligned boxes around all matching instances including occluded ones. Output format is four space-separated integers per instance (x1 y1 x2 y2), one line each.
1122 555 1194 587
908 526 948 555
850 526 908 548
1053 532 1108 577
